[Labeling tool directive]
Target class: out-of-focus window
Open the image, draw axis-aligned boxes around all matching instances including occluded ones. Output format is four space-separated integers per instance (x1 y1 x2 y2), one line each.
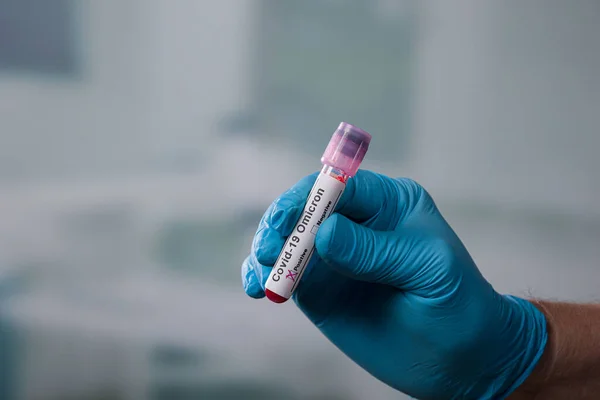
0 0 79 76
247 0 415 161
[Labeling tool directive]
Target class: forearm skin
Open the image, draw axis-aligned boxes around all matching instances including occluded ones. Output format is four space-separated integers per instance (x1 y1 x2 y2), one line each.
510 302 600 399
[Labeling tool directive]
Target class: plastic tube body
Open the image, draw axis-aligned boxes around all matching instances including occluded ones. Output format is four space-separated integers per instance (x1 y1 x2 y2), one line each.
265 122 371 303
265 166 347 303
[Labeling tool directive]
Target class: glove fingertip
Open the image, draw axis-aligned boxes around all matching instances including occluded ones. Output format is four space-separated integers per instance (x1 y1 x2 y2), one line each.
315 213 342 264
254 227 285 266
244 273 266 299
316 214 383 283
246 283 266 299
241 256 266 299
269 191 309 235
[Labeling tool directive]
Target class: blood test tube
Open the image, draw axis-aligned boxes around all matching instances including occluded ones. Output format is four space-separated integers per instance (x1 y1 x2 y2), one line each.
265 122 372 303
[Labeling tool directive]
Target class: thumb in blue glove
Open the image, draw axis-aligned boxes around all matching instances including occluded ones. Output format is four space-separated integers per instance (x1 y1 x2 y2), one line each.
241 170 547 400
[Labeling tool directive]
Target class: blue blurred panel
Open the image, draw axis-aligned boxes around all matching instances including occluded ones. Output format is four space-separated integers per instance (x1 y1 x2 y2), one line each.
0 0 80 75
0 317 18 400
151 344 210 369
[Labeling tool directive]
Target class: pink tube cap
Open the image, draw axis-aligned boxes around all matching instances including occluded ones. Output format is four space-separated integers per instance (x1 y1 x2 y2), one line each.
321 122 372 177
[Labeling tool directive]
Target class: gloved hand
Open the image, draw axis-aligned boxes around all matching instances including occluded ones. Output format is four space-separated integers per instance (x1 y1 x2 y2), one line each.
241 170 548 400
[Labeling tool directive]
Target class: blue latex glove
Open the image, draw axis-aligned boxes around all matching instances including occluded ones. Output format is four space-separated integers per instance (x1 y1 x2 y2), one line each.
241 170 547 400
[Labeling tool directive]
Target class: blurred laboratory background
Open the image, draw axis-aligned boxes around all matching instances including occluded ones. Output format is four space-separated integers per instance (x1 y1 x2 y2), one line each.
1 0 599 399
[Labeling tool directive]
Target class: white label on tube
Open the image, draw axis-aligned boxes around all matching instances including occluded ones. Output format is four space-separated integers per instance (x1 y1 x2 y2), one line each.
266 172 346 300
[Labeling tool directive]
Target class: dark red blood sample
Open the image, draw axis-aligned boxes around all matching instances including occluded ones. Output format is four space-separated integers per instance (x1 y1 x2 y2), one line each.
265 289 288 303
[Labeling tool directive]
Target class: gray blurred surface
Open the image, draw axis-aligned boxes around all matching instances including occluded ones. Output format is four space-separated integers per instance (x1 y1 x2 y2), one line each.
1 1 599 399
